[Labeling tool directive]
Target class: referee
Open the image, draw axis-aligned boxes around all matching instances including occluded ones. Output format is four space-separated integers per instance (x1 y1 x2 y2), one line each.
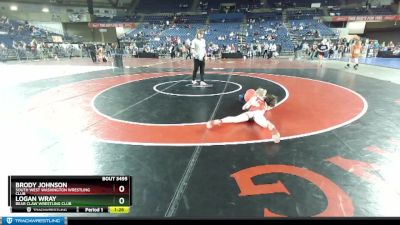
191 29 208 86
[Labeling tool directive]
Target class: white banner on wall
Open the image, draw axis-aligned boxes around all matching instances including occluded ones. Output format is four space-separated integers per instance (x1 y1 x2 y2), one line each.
347 21 366 34
311 3 321 8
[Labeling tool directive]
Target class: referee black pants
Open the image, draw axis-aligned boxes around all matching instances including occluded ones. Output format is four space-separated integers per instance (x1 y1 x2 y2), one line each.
192 58 205 82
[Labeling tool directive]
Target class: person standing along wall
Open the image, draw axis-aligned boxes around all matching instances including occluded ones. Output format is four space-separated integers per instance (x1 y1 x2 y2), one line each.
345 39 362 70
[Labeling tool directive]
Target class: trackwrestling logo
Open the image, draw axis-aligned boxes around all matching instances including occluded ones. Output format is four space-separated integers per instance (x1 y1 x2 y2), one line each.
1 217 64 225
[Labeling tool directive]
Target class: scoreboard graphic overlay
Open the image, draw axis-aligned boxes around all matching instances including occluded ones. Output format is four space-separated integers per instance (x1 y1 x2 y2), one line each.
8 176 131 214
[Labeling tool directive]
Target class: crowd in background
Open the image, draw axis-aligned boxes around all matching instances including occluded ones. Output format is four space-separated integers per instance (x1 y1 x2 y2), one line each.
294 38 400 61
1 14 400 62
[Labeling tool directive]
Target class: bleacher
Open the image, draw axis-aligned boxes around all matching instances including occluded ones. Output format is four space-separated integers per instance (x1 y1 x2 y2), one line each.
267 0 376 8
159 24 204 42
246 12 282 21
267 0 324 8
125 23 203 50
142 15 174 24
245 21 294 52
174 14 208 23
209 13 244 23
0 19 61 48
126 23 164 39
207 23 242 46
0 17 79 61
240 0 264 10
290 19 336 38
1 0 397 61
126 18 297 53
287 9 323 20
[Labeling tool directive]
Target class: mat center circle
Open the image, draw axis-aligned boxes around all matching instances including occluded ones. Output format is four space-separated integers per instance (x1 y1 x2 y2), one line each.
93 74 287 125
153 79 242 97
